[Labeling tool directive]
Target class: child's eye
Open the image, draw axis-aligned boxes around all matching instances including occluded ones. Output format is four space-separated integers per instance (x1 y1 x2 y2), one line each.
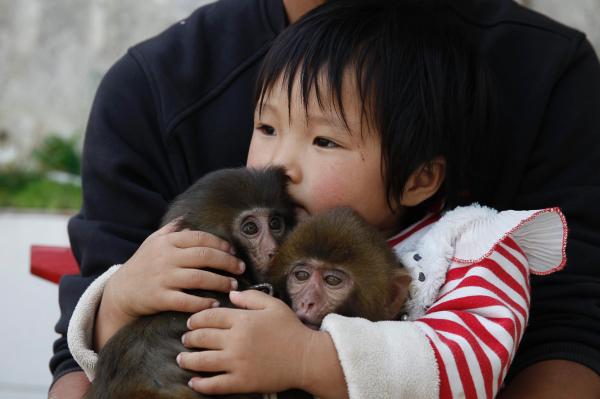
256 124 276 135
314 137 339 148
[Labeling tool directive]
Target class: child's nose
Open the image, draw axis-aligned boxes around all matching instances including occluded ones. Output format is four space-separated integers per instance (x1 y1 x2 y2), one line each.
282 164 301 184
271 155 302 183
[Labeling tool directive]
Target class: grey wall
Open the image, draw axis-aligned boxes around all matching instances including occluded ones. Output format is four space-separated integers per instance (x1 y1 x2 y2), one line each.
0 0 598 166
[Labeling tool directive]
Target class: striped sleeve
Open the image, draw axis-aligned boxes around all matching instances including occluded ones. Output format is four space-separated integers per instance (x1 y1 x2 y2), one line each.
415 236 530 399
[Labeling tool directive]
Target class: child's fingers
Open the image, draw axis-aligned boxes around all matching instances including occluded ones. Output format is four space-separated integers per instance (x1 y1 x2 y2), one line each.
181 328 224 350
188 373 239 395
176 247 245 275
170 269 238 293
187 308 235 329
177 350 225 373
151 219 182 237
169 230 235 254
162 291 220 313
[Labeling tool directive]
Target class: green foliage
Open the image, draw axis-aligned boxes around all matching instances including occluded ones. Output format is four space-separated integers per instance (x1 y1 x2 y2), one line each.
32 134 81 174
0 134 82 210
0 170 82 210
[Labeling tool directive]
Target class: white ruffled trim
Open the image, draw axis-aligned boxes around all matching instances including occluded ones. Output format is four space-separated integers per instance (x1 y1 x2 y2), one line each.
395 204 567 320
451 206 568 275
321 314 438 399
67 264 121 381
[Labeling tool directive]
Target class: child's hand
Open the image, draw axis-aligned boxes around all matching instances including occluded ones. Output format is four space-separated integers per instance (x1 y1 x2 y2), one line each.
95 221 243 349
178 290 316 395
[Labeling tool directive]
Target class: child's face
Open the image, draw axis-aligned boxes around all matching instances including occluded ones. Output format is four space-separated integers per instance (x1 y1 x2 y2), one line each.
246 77 398 233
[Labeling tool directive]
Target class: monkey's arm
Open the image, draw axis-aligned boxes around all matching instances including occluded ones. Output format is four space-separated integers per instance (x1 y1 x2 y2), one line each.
321 205 567 399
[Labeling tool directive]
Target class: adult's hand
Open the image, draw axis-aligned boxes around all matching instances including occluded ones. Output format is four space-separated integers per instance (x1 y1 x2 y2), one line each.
498 360 600 399
48 371 90 399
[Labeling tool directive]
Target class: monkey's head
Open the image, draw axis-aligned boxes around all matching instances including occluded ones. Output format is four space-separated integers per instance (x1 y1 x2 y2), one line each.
162 167 297 280
269 208 411 329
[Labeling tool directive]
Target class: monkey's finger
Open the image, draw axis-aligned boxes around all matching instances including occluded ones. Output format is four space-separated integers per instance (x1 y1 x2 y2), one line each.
181 328 224 350
162 291 221 313
176 246 244 275
177 350 227 374
169 230 235 255
171 269 237 293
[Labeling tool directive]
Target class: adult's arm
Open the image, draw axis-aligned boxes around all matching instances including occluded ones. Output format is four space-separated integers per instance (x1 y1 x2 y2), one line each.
499 360 600 398
49 51 173 390
505 35 600 394
49 0 284 390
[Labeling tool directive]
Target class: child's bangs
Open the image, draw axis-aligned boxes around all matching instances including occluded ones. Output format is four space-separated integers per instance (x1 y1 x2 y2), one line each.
254 10 380 135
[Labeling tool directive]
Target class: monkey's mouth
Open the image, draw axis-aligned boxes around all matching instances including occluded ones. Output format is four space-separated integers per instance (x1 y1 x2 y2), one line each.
298 316 322 330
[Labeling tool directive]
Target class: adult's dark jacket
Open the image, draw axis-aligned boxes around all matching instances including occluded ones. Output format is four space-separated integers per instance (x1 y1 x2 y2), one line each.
51 0 600 388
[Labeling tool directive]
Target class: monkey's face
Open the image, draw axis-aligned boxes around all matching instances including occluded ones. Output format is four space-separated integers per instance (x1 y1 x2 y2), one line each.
285 259 355 329
232 208 289 278
247 75 399 235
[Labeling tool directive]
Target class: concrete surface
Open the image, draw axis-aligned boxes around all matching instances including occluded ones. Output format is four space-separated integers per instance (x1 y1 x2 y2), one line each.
0 211 71 398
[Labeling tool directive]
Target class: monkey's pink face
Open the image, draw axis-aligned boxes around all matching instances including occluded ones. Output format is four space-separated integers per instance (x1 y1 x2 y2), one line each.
286 260 354 328
247 76 398 234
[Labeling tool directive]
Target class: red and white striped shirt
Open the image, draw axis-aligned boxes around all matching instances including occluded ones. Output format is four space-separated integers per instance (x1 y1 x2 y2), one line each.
416 236 531 399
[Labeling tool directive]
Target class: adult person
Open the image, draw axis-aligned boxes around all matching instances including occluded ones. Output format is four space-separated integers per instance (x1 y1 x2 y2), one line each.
49 0 600 398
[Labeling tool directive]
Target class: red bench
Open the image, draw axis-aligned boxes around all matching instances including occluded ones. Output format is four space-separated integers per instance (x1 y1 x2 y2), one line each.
30 245 79 284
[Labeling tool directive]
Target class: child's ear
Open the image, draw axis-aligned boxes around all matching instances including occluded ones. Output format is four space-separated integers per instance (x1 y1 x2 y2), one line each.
399 157 446 207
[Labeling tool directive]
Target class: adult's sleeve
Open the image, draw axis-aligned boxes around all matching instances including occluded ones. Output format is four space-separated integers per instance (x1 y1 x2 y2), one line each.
49 52 175 384
506 37 600 380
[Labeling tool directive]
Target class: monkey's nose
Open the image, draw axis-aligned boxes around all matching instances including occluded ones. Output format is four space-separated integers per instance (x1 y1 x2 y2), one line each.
268 251 276 260
301 301 315 313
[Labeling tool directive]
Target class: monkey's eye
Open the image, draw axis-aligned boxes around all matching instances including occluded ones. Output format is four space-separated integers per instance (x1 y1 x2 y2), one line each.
325 275 342 286
241 221 259 236
269 216 283 232
294 270 310 281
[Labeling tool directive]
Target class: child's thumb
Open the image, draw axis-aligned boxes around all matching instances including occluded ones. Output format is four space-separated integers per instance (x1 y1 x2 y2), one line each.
229 290 270 310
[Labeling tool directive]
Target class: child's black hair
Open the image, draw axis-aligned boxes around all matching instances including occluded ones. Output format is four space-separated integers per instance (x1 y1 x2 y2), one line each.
254 0 496 213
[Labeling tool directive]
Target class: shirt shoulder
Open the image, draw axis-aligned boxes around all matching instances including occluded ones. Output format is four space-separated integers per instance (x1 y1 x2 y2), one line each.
451 0 584 44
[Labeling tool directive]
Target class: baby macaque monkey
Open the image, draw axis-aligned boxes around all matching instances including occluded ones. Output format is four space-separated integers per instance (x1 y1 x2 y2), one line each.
269 208 412 329
87 167 297 399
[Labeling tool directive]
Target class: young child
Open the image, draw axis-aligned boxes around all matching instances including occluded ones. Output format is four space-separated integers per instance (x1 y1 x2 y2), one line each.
68 1 567 398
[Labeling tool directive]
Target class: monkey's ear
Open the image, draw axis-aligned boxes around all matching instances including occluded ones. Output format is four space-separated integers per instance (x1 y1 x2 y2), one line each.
399 157 446 207
384 269 412 320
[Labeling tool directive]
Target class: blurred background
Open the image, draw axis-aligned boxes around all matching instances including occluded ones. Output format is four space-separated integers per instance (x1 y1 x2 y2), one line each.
0 0 598 397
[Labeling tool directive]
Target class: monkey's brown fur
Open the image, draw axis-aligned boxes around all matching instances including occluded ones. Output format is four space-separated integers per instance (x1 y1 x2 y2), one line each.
86 167 296 399
269 208 411 323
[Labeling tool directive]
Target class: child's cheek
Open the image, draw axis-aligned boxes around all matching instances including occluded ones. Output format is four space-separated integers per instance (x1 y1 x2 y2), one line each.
310 168 351 212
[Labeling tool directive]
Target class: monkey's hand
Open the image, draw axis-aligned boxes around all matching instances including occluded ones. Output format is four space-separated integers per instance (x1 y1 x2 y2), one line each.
179 290 326 395
94 221 243 349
